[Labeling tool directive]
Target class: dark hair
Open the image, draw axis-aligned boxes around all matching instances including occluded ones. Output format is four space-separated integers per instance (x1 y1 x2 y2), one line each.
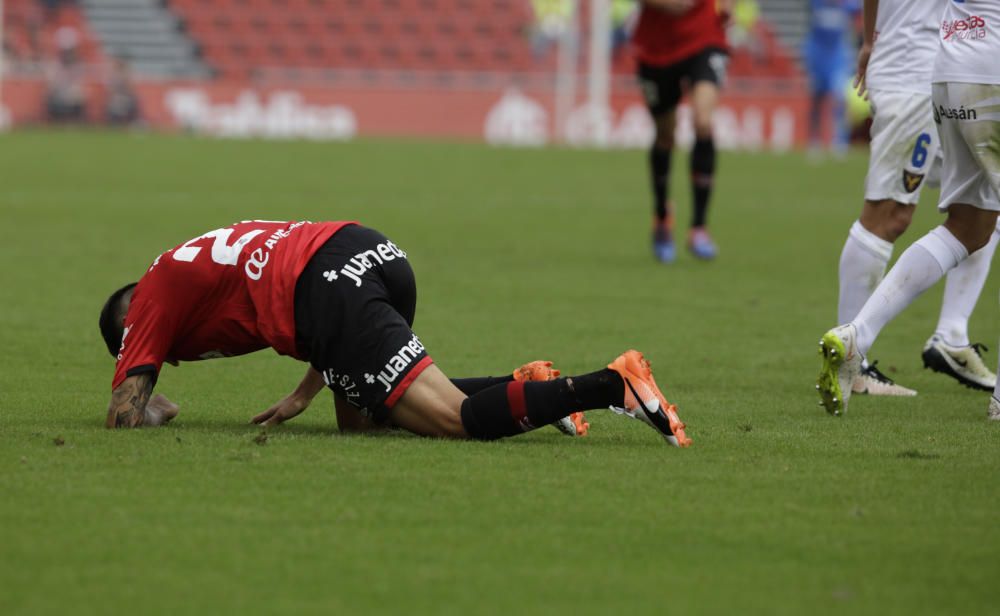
99 282 138 357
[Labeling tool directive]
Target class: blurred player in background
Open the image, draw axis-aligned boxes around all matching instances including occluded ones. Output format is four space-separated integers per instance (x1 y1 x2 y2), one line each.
633 0 731 263
835 0 996 399
802 0 860 157
44 27 87 123
817 0 1000 419
100 220 692 445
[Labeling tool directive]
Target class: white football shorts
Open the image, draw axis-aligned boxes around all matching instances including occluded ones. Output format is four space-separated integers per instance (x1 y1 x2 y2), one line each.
932 82 1000 212
864 89 940 205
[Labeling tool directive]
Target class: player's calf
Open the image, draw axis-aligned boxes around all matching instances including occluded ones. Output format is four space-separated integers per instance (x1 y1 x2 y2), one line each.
859 199 916 243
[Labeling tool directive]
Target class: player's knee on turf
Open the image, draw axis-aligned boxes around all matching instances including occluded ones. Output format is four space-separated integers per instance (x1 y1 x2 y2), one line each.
860 199 915 242
396 399 465 438
426 402 466 438
388 366 469 438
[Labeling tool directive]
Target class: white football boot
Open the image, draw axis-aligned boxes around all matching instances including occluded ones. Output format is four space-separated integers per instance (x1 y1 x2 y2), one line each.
852 361 917 397
988 397 1000 421
921 335 996 391
817 324 863 416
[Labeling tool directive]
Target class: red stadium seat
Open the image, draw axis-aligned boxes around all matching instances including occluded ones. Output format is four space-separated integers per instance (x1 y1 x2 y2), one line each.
158 0 798 76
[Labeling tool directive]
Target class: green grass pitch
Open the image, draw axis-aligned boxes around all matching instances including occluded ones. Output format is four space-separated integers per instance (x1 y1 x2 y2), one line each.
1 131 999 615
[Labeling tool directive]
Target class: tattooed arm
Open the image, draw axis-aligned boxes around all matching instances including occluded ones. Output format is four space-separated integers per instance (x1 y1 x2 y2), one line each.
105 373 179 428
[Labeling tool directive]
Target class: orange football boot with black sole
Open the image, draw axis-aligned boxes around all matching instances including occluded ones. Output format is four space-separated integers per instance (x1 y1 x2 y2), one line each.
607 350 691 447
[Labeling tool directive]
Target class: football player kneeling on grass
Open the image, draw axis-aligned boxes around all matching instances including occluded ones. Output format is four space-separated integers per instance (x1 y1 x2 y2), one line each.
100 220 690 446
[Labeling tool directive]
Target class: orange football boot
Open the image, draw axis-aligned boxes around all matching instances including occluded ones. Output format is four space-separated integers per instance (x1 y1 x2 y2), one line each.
512 360 589 437
607 350 691 447
513 360 560 382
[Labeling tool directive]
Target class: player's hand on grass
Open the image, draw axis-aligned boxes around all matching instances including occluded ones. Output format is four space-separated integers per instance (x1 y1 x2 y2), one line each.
854 43 873 99
251 393 310 426
252 366 326 426
144 394 179 426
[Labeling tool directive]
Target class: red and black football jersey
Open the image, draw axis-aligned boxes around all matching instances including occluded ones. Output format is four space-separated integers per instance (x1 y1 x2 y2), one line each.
632 1 727 67
112 220 354 389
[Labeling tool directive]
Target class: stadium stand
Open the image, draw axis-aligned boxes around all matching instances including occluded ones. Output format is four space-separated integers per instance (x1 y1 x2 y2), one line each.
1 0 803 143
2 0 104 69
3 0 799 82
172 0 798 82
758 0 809 60
169 0 539 79
80 0 210 78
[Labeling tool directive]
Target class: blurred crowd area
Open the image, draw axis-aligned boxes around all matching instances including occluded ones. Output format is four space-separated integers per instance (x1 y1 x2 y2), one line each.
2 0 792 78
0 0 868 148
2 0 139 125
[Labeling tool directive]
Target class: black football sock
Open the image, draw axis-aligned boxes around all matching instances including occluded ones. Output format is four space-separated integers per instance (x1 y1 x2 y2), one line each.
450 375 514 396
459 369 624 441
690 137 716 228
649 145 673 222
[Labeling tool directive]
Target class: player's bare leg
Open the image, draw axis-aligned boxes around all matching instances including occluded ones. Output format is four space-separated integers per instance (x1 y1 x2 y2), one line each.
688 80 719 260
650 108 677 263
858 199 916 243
389 364 469 438
942 204 997 254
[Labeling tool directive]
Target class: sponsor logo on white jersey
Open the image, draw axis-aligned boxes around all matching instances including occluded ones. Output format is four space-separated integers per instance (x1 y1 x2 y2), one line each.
942 15 988 42
366 334 425 393
321 240 407 287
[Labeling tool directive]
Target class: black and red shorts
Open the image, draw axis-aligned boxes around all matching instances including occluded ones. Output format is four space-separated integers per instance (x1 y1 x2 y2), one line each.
294 225 433 422
638 46 728 115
